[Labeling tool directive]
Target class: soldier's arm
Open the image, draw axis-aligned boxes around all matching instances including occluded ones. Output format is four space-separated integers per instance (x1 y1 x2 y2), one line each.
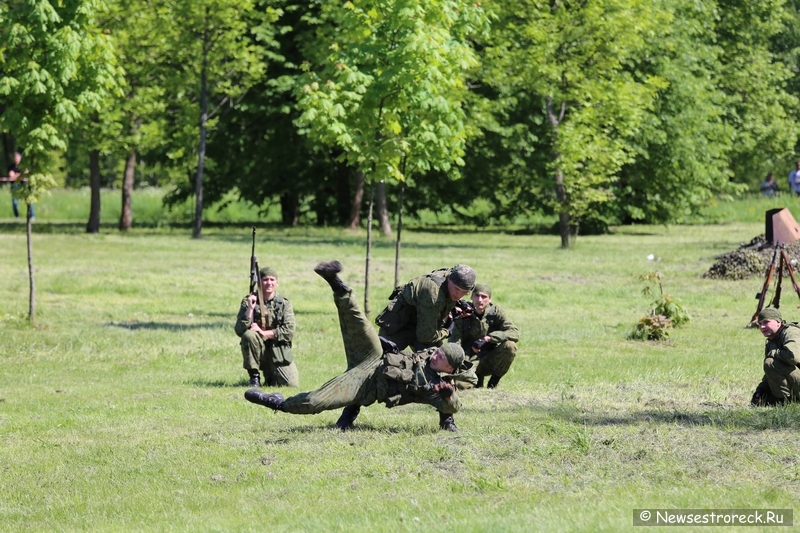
415 278 449 345
272 297 295 343
488 305 520 344
771 327 800 365
449 318 463 344
234 297 251 337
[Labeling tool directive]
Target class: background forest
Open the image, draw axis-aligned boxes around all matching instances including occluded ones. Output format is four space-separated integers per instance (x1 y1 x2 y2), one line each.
3 0 800 244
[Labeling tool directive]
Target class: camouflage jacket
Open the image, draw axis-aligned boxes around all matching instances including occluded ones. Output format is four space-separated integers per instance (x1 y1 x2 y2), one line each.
375 268 458 347
450 303 519 353
377 347 463 414
235 293 295 364
765 322 800 366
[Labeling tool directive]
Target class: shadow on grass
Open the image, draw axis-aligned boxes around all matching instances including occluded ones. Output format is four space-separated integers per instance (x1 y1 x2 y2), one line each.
527 400 800 431
107 321 226 331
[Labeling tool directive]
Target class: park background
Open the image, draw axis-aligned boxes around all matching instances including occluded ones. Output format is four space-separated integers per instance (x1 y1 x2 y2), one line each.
6 0 800 531
3 191 800 532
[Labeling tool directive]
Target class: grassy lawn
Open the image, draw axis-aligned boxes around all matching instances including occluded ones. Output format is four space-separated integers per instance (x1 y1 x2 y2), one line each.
2 189 800 531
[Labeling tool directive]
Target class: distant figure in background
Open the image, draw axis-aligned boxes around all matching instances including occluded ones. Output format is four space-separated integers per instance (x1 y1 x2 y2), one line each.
750 307 800 406
760 172 779 197
788 161 800 195
7 150 34 219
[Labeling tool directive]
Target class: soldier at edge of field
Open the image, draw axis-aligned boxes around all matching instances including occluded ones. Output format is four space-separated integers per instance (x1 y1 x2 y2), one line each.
449 283 519 390
751 307 800 406
235 267 299 388
243 261 470 432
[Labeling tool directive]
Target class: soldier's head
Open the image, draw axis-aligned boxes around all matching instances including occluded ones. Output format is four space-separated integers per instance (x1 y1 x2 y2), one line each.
430 344 464 373
446 264 476 301
13 150 21 165
757 307 783 339
259 267 279 298
471 283 492 314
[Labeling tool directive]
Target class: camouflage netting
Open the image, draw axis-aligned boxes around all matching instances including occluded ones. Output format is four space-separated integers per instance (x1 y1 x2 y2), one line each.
703 235 800 280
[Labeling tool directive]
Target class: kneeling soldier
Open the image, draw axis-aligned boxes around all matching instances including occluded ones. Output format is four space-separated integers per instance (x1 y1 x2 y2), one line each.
244 261 469 431
751 307 800 406
235 267 299 388
449 283 519 389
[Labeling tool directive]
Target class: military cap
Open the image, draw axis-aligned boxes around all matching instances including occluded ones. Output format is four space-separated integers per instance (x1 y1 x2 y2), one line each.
472 283 492 297
448 264 476 291
758 307 782 322
259 266 278 279
440 343 465 370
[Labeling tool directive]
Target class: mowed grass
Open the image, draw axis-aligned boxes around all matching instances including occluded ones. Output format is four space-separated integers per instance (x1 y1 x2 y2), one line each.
2 192 800 531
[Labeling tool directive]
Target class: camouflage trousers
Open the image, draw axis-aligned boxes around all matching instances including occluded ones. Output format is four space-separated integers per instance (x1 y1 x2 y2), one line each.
241 331 299 388
763 357 800 402
282 291 383 414
457 340 517 390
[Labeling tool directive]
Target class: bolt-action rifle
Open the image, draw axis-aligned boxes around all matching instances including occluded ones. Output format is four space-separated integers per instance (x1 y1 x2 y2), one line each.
250 227 267 329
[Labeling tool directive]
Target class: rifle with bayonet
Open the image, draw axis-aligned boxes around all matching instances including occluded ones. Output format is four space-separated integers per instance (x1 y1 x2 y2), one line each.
250 227 267 329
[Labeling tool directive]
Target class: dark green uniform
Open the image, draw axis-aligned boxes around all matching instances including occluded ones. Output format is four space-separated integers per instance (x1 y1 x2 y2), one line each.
281 290 462 415
759 322 800 401
374 268 459 351
450 303 519 388
235 293 299 387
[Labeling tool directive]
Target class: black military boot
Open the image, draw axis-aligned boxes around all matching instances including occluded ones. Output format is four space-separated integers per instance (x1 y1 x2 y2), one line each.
487 375 501 389
335 405 361 430
248 370 261 388
751 382 782 406
244 390 285 411
475 376 484 388
439 412 458 432
314 261 351 296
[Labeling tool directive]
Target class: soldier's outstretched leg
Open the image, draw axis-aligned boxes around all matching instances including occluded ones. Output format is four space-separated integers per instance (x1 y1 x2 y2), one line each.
314 261 350 296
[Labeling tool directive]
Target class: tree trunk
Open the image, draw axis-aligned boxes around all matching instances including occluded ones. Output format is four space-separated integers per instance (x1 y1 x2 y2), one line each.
364 183 374 316
335 163 351 225
27 209 35 322
394 183 404 288
193 20 209 240
347 171 365 229
119 150 136 231
86 149 101 233
280 193 300 226
555 168 571 248
376 181 392 237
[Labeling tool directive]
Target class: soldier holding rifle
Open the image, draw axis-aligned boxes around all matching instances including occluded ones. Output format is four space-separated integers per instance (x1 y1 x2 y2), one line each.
235 228 298 388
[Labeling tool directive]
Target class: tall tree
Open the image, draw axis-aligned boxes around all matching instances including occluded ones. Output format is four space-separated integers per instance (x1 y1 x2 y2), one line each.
0 0 118 321
295 0 489 308
485 0 665 246
162 0 273 238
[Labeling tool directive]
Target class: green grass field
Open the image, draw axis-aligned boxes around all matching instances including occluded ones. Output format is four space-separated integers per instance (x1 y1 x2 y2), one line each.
2 189 800 532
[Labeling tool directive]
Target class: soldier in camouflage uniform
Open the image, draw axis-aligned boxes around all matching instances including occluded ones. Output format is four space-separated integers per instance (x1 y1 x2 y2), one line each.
235 267 299 388
244 261 468 431
450 283 519 389
372 263 477 430
751 307 800 406
374 264 476 351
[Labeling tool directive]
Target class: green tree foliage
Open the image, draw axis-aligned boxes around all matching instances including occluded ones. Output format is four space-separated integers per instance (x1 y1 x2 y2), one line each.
294 0 488 186
0 0 118 320
158 0 275 238
482 0 667 246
